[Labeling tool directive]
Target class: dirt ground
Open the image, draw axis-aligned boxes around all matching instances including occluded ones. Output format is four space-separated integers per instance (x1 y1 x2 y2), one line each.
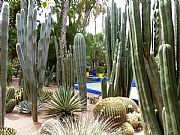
4 77 144 135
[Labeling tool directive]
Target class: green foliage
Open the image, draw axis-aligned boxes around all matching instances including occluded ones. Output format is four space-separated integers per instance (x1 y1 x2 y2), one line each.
45 87 85 118
84 32 106 68
96 66 106 73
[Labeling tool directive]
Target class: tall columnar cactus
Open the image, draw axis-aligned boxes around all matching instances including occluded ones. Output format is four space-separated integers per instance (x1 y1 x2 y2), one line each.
0 2 9 128
104 0 133 98
128 0 180 134
74 33 87 108
16 0 51 122
55 36 74 89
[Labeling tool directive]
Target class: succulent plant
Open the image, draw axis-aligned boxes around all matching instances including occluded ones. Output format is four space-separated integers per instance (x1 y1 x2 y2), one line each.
104 0 133 98
40 114 118 135
0 1 9 128
38 90 53 103
74 33 87 109
116 122 134 135
6 99 16 113
45 87 85 118
18 100 43 114
16 0 51 122
93 97 127 125
5 88 16 113
6 88 15 102
126 113 139 129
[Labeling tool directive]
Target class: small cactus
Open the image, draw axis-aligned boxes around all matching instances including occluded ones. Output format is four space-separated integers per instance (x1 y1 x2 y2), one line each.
116 122 134 135
6 88 15 102
6 99 16 113
126 113 139 129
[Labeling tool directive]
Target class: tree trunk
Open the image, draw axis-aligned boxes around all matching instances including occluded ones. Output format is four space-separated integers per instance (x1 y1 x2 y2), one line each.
57 0 69 86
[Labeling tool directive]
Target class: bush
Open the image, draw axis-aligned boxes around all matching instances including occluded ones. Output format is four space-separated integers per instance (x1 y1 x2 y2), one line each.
96 66 106 73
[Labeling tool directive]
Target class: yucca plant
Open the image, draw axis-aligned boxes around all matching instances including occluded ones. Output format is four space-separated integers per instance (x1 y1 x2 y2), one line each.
45 87 85 118
40 114 117 135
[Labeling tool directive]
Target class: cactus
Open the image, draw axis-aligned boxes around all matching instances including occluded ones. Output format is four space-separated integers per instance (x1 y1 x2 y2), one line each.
6 99 16 113
16 0 51 122
44 65 55 87
101 77 107 99
93 97 127 125
18 100 43 114
74 33 87 109
5 88 16 113
127 0 180 134
6 88 15 102
55 36 75 89
116 122 134 135
0 1 9 128
104 0 133 98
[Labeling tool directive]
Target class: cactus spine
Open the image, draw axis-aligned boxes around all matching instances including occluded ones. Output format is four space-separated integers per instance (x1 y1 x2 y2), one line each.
74 33 87 108
16 0 51 122
0 2 9 128
104 0 133 98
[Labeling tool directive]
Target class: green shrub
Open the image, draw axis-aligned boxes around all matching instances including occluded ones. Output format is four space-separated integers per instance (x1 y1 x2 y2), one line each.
96 66 106 73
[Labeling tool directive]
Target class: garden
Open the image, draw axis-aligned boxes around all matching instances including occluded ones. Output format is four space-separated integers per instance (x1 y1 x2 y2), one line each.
0 0 179 135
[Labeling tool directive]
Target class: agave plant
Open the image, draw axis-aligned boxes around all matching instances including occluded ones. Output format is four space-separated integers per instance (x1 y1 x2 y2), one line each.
18 100 43 114
45 87 85 118
39 114 117 135
38 90 53 103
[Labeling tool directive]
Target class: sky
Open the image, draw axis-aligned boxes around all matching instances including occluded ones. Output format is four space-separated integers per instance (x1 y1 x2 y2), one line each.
86 0 126 35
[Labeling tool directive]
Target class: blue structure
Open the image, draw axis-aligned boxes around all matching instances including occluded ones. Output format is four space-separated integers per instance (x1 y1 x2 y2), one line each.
74 78 138 104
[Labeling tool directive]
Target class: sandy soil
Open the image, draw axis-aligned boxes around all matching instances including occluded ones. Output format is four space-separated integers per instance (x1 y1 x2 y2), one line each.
4 77 144 135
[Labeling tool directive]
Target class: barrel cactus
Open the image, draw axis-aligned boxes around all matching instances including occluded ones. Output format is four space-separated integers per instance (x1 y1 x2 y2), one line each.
116 122 134 135
93 97 127 125
6 88 16 113
74 33 87 109
6 99 16 113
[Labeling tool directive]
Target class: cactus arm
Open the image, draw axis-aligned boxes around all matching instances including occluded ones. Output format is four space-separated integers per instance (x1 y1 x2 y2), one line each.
0 2 9 128
142 0 151 57
101 77 107 99
159 44 179 134
176 0 180 98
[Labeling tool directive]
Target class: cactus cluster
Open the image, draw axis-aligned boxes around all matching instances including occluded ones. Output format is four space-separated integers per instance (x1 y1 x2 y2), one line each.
55 36 75 89
93 97 141 134
6 88 16 113
127 0 180 134
103 0 133 98
0 1 9 128
74 33 87 108
16 0 51 122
